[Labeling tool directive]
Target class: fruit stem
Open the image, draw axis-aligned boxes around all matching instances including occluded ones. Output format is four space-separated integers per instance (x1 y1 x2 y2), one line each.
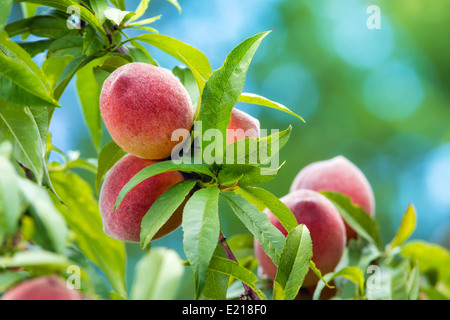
218 230 260 300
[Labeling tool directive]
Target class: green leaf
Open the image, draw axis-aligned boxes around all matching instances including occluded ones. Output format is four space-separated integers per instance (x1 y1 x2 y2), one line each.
0 270 29 293
130 34 212 91
321 191 382 249
20 2 39 19
0 250 72 269
239 93 305 122
222 191 285 266
17 178 68 253
127 15 162 27
0 31 52 95
0 100 44 183
76 57 109 151
400 240 450 286
313 266 365 300
54 55 98 101
224 125 292 166
0 52 58 107
126 41 158 65
365 260 409 300
18 39 53 57
197 31 271 159
42 56 73 89
0 0 13 33
407 261 420 300
173 66 199 104
47 36 84 58
83 25 104 56
129 0 151 22
273 224 312 300
182 186 221 299
130 248 184 300
0 148 22 243
389 204 416 250
15 0 107 40
218 162 284 187
7 15 77 39
103 7 135 26
110 0 125 10
97 55 129 73
238 186 298 233
166 0 182 13
95 140 126 194
309 260 335 289
208 255 266 300
50 170 127 297
90 0 109 24
200 243 230 300
140 180 197 249
114 161 216 210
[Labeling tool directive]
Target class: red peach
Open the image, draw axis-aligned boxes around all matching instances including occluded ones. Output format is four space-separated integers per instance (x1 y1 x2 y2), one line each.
254 189 346 288
1 276 82 300
99 154 185 242
227 108 260 144
290 155 375 240
100 62 193 160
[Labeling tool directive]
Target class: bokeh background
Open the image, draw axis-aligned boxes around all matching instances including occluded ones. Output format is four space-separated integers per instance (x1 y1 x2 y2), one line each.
8 0 450 298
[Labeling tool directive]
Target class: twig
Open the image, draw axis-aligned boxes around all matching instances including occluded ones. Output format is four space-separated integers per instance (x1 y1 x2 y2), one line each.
218 230 260 300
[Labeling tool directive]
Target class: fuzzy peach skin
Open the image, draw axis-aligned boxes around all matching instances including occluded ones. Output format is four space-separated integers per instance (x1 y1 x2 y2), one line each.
227 108 260 144
99 154 185 242
1 276 83 300
290 155 375 240
100 62 194 160
254 189 346 288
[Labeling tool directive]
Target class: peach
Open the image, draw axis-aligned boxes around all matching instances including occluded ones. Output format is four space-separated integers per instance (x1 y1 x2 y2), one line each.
1 276 82 300
254 189 346 288
100 62 193 160
227 108 260 144
99 154 185 242
290 155 375 240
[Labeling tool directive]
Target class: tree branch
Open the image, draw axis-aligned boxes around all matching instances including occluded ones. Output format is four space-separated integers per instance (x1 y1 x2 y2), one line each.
218 230 260 300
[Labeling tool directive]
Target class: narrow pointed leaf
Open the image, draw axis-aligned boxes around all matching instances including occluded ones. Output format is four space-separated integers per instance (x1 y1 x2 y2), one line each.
222 191 285 266
182 186 220 299
115 161 215 210
239 186 298 233
239 92 305 122
273 224 312 300
140 180 197 249
389 204 416 250
197 31 271 159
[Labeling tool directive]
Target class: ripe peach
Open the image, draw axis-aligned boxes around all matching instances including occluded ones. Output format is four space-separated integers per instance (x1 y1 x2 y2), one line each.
227 108 260 144
290 155 375 240
254 189 346 288
1 276 82 300
99 154 185 242
100 62 194 160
